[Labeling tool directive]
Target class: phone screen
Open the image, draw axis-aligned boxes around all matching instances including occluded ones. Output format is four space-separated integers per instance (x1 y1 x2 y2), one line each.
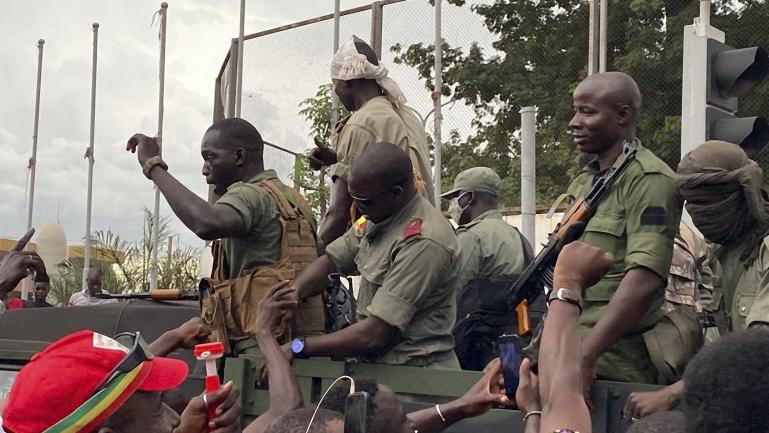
498 334 523 397
344 391 369 433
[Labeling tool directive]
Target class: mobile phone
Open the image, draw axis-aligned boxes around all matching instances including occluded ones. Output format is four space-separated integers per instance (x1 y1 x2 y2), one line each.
344 391 369 433
498 334 524 397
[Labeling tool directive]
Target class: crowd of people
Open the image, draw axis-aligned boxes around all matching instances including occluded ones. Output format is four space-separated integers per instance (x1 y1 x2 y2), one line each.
1 34 768 432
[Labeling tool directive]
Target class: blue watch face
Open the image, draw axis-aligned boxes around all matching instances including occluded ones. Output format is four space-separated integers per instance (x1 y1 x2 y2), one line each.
291 339 305 354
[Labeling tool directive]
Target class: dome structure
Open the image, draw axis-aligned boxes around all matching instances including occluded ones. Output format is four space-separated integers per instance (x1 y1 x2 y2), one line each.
35 221 67 274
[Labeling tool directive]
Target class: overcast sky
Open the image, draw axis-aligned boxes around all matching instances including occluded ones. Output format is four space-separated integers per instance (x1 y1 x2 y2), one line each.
0 0 375 248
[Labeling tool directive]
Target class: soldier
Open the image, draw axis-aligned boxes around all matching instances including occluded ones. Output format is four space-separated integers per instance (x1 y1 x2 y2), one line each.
309 36 435 248
284 142 459 368
126 118 324 355
441 166 534 370
565 72 682 391
69 268 118 307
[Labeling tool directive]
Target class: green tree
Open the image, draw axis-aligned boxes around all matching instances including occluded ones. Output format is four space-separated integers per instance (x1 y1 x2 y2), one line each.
48 209 201 306
295 83 351 218
392 0 769 207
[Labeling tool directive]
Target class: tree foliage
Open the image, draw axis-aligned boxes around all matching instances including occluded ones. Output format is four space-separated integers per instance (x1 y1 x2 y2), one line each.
391 0 769 207
48 209 201 306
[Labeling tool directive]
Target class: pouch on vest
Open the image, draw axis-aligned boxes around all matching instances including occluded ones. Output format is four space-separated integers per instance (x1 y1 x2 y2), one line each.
201 180 325 353
643 304 703 385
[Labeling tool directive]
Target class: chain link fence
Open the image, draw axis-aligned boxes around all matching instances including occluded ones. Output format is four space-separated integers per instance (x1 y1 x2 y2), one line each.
214 0 769 214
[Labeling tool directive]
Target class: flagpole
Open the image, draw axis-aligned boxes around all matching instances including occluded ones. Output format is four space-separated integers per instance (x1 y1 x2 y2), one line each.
83 23 99 289
150 2 168 291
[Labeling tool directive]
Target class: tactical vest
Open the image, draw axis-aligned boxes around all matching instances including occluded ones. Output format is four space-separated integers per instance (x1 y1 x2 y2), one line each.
201 179 325 354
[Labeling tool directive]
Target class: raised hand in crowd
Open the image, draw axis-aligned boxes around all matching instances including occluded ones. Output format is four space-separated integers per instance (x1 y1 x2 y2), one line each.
0 228 46 298
407 358 513 433
175 380 242 433
537 241 613 433
623 380 684 421
515 358 541 433
149 316 212 358
246 281 304 433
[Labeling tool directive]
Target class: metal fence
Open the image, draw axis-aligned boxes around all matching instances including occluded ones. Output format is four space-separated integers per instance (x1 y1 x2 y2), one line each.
214 0 769 214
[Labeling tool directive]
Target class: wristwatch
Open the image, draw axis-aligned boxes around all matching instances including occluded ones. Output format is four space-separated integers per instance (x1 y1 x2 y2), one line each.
142 155 168 179
548 288 583 313
291 337 309 359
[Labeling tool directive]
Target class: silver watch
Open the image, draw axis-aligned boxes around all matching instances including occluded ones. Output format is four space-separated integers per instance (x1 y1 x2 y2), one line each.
548 288 583 313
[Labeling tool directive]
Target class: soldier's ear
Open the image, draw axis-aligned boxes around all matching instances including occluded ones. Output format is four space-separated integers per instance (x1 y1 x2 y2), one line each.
234 147 247 166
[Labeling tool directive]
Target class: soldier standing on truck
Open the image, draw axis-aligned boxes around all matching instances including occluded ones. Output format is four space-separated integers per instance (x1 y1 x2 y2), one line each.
126 118 324 355
283 143 460 368
441 167 535 371
308 36 435 248
565 72 681 393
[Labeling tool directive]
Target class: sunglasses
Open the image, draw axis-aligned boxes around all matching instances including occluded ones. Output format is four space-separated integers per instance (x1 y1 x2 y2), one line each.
91 332 153 395
350 183 405 208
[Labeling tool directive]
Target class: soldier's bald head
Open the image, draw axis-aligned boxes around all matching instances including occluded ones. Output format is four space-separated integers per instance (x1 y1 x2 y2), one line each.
576 72 642 122
350 142 414 191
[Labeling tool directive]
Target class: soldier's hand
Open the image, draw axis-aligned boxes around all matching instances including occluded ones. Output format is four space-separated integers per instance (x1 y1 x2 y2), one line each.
172 317 211 350
126 133 160 167
256 281 298 336
553 241 613 295
623 386 680 421
308 137 337 171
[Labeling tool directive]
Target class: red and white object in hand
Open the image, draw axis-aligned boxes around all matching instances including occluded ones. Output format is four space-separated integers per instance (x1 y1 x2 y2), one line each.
194 342 225 427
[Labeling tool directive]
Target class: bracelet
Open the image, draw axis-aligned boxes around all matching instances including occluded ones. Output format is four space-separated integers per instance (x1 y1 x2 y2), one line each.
435 404 446 422
523 410 542 421
142 155 168 179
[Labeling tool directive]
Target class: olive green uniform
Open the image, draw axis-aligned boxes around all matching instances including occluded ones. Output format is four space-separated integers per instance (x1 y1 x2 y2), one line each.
567 142 682 383
715 235 769 331
325 195 459 367
330 96 435 205
454 210 527 294
217 169 311 279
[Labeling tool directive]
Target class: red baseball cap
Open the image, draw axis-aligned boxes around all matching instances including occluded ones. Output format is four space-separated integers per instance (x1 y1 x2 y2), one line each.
2 330 188 433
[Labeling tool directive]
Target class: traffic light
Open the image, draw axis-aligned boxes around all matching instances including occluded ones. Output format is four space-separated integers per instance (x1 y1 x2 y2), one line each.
706 40 769 153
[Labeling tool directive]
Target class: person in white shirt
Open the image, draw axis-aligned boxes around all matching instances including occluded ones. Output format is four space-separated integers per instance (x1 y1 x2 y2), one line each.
68 268 118 307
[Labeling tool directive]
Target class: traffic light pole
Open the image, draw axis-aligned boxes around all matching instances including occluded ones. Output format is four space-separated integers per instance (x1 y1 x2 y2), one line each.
680 0 724 158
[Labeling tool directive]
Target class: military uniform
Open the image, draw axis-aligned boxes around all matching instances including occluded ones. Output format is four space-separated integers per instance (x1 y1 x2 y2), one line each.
715 235 769 331
441 167 532 370
330 96 435 205
216 169 311 279
205 169 324 355
567 141 682 383
324 195 460 367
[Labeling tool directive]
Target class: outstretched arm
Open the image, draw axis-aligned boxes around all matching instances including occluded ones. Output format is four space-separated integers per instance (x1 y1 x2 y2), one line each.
318 178 354 249
126 133 244 240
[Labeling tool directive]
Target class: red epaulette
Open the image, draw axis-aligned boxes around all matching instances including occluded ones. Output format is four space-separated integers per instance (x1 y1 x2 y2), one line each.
403 218 423 240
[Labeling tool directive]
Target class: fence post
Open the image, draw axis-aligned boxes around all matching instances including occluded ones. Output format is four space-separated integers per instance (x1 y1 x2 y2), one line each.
588 0 601 75
371 1 384 58
519 106 537 247
236 0 245 117
433 0 443 202
227 38 239 119
83 23 99 290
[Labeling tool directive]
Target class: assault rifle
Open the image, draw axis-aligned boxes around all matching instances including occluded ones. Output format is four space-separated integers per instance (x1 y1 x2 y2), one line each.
508 143 638 334
96 288 199 301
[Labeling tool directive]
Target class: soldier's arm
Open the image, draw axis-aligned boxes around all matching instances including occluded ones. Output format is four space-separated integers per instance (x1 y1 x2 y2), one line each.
148 167 245 240
453 230 482 293
294 227 360 300
318 178 354 248
292 315 398 359
319 125 376 247
582 173 681 389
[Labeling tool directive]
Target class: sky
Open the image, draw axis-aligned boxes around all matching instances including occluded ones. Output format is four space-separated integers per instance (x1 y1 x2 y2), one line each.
0 0 496 251
0 0 374 248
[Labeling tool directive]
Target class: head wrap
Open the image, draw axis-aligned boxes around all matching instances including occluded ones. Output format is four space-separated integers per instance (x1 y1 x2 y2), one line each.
330 36 407 108
677 140 769 263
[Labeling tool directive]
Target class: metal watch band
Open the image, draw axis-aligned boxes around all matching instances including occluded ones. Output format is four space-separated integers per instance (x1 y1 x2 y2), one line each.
548 287 583 313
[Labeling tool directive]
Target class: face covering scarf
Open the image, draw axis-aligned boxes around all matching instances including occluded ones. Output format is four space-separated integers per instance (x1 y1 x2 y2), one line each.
448 192 471 224
677 140 769 264
330 36 407 108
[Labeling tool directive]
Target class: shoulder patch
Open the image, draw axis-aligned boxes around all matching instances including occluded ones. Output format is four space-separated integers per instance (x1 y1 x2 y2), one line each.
640 206 667 226
403 218 423 240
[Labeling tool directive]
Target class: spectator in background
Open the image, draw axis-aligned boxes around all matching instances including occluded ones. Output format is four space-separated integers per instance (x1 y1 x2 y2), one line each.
24 273 52 308
264 408 343 433
68 268 117 306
